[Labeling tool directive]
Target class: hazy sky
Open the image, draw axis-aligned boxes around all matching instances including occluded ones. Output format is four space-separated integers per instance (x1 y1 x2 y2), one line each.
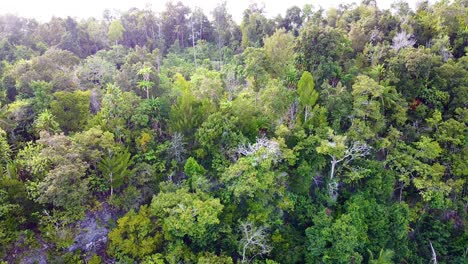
2 0 421 22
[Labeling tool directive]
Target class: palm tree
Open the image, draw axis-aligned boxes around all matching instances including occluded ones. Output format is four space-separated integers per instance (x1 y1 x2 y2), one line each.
368 248 395 264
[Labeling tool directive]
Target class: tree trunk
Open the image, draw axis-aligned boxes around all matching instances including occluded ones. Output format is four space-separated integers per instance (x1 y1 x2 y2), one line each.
110 172 113 198
191 16 197 68
330 159 337 181
329 159 338 201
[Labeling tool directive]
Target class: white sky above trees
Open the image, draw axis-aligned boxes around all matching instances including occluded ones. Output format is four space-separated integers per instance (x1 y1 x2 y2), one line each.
2 0 423 22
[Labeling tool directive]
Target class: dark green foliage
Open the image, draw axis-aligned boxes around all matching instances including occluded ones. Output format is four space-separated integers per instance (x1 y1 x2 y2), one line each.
50 90 90 133
296 25 352 86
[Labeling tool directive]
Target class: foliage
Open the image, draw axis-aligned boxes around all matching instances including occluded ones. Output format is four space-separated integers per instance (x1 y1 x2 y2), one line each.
150 185 223 246
50 90 90 133
0 1 466 262
108 205 162 260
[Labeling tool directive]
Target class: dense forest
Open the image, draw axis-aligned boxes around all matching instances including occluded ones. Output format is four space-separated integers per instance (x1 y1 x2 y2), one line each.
0 0 466 263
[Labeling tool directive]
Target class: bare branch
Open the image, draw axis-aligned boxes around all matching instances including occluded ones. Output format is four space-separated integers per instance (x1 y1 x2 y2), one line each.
341 141 372 164
429 241 438 264
237 137 282 163
169 132 186 164
392 31 416 51
239 222 272 263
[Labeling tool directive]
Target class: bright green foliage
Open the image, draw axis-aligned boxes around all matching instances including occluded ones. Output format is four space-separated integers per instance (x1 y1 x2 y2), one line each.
221 152 283 200
349 75 385 140
369 249 395 264
169 74 211 138
73 126 117 164
0 189 20 254
88 255 102 264
137 66 154 99
263 29 295 78
190 68 225 105
50 90 90 133
34 109 60 134
15 142 48 179
387 136 455 206
0 132 11 166
297 71 319 124
184 157 209 192
298 71 318 108
98 149 133 197
195 111 245 170
316 129 348 161
197 252 233 264
92 83 141 141
150 186 223 246
242 47 270 93
108 205 163 260
142 253 165 264
30 81 53 113
108 20 125 45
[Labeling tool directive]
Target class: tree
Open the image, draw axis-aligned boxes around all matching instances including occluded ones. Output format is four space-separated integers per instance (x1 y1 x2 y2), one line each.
369 249 395 264
150 185 223 247
239 222 272 263
108 205 163 260
263 29 295 78
35 132 89 215
189 68 225 105
297 71 319 124
160 1 191 51
392 31 416 51
212 1 240 67
10 48 79 95
37 161 89 212
184 157 209 192
50 90 90 133
282 6 303 36
30 81 53 114
242 47 269 94
240 4 272 48
137 66 154 99
296 25 352 86
98 149 133 198
348 75 386 141
316 128 371 201
169 74 211 139
0 131 11 167
34 109 60 134
108 20 125 45
76 55 116 89
386 136 455 206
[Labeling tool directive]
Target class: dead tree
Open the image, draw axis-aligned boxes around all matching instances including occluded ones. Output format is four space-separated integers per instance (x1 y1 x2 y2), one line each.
239 222 272 263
